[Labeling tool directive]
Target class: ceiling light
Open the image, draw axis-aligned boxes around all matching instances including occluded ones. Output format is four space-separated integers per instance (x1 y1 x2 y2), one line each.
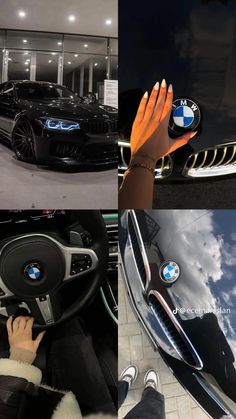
51 52 56 55
94 62 98 67
48 59 52 63
68 61 72 64
8 58 12 61
57 42 62 46
74 54 78 57
18 10 26 18
24 61 29 65
26 59 30 62
24 52 29 55
105 56 108 60
25 68 29 72
68 15 75 21
84 44 88 48
22 39 28 43
105 19 112 25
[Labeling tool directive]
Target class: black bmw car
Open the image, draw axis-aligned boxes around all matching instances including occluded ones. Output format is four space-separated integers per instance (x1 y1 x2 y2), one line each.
120 210 236 418
119 0 236 182
0 80 118 167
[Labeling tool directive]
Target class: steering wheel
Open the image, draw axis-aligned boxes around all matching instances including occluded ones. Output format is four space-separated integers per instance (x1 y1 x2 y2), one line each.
0 211 108 329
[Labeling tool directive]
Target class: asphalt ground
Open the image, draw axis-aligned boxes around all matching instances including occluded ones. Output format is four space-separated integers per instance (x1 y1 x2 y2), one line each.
153 178 236 209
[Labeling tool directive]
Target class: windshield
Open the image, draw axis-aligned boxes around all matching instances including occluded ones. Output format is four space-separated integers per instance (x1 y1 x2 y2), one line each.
16 83 77 100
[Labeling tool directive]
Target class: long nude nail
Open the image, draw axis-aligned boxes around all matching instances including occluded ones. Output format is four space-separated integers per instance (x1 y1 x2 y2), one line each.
168 84 173 92
154 81 159 90
143 91 148 98
161 79 166 88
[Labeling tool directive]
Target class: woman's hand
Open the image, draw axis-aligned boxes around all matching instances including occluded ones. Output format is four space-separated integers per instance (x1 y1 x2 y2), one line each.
7 316 45 353
130 79 197 165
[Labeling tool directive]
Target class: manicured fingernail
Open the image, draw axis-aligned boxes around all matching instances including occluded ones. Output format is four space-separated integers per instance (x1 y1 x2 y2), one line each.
154 81 159 90
143 91 148 98
161 79 166 88
190 131 197 138
168 84 173 92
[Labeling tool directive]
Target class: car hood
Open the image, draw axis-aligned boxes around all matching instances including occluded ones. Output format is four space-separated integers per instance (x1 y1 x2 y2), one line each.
120 0 236 152
20 99 117 120
134 210 236 407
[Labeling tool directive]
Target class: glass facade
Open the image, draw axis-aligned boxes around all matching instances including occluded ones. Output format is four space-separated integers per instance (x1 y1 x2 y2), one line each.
0 29 118 104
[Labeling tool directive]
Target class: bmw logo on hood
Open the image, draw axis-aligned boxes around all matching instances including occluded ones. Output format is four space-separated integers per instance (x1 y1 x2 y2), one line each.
24 262 42 281
159 261 180 285
169 98 201 135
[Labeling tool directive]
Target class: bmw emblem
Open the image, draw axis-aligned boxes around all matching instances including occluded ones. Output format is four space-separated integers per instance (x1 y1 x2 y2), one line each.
24 262 42 281
159 261 180 285
169 98 201 135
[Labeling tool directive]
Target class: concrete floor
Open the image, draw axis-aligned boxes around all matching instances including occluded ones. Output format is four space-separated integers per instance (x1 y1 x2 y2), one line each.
118 277 210 419
0 143 117 209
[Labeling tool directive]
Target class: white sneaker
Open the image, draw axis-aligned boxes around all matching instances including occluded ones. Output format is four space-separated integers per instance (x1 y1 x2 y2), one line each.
119 365 138 388
144 369 159 390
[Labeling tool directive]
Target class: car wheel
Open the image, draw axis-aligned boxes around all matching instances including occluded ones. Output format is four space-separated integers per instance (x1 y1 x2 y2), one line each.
12 119 36 163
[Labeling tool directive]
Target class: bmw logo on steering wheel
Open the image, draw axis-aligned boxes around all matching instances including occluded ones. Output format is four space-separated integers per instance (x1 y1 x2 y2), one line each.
159 261 180 285
24 262 42 281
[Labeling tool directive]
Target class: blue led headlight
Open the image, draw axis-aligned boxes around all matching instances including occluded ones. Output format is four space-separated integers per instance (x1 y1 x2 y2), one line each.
41 118 81 131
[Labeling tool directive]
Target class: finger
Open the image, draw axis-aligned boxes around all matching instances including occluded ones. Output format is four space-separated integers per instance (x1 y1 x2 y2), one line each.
134 91 148 123
25 317 34 332
6 316 13 338
18 316 29 332
160 83 173 122
143 82 159 120
169 131 197 154
34 331 46 347
153 79 167 122
13 316 22 332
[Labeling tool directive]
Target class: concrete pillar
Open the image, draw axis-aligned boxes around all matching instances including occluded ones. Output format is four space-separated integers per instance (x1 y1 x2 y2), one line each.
30 52 36 81
57 55 64 85
2 49 8 82
79 65 84 96
89 58 94 92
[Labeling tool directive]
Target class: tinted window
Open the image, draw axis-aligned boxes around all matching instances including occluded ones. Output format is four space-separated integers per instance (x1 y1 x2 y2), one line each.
16 83 77 100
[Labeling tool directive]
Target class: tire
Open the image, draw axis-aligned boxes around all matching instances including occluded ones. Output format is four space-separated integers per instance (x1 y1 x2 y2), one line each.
12 119 36 163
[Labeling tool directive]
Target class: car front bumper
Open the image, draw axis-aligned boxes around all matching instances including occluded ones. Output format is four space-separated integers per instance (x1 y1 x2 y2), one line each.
34 129 118 167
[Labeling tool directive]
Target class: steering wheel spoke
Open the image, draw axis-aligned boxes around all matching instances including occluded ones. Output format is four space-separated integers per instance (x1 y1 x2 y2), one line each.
26 292 62 326
62 245 98 282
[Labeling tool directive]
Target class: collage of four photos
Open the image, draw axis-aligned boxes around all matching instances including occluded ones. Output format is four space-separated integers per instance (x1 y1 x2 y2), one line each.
0 1 235 419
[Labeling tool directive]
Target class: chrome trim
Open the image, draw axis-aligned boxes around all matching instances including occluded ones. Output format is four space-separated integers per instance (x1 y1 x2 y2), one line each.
118 260 157 349
192 373 232 417
0 233 98 288
118 140 173 179
128 210 151 292
36 295 54 324
183 143 236 178
148 290 203 370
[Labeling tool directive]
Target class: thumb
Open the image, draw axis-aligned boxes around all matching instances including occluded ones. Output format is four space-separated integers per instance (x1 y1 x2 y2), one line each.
169 131 197 154
34 331 46 348
177 130 197 146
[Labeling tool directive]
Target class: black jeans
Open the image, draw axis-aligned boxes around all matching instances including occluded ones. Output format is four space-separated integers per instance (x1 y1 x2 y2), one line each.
47 317 117 416
118 380 165 419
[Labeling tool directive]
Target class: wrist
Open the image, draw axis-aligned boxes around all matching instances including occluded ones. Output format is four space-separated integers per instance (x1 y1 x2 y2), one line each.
10 346 36 365
130 154 157 170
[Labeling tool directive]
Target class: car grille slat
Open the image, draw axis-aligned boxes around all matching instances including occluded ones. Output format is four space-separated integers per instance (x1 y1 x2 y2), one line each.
148 292 203 369
81 119 118 135
119 141 172 179
183 143 236 177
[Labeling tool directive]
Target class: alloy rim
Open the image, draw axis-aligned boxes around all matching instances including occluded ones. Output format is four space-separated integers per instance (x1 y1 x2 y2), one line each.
13 120 35 160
